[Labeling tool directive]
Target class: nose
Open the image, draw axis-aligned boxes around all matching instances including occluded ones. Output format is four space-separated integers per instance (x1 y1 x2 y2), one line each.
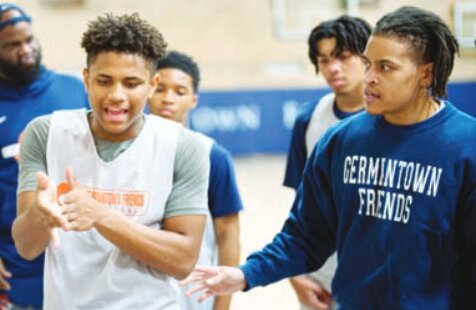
364 66 378 85
328 59 341 74
107 84 127 102
161 90 175 105
18 42 34 57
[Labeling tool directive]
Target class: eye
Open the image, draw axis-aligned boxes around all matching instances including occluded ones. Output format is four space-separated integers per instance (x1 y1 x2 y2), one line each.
124 81 140 89
318 58 329 65
4 42 20 50
380 64 391 72
339 53 351 60
155 84 165 93
176 89 188 96
96 79 110 86
362 58 371 71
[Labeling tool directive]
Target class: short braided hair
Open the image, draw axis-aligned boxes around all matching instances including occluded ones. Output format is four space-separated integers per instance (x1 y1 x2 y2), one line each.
374 6 459 99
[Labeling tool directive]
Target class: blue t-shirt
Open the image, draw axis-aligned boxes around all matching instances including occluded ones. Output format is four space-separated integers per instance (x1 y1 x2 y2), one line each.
242 102 476 308
284 98 361 190
208 142 243 218
283 100 318 190
0 67 88 307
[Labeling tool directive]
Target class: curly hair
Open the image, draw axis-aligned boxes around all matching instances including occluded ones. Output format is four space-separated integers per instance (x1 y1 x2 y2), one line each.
157 51 200 92
81 13 167 72
308 16 371 74
374 6 459 99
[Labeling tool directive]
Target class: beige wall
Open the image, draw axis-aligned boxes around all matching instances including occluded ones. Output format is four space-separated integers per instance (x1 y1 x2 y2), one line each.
11 0 476 90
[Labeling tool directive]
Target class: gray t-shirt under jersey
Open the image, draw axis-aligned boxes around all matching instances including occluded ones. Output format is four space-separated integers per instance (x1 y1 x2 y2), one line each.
18 114 208 218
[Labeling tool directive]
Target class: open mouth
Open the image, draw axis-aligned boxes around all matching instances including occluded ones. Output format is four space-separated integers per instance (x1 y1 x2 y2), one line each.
364 88 381 105
104 107 129 122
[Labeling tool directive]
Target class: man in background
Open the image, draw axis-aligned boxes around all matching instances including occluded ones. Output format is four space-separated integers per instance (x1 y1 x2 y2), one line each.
0 3 88 309
149 50 243 310
283 16 371 309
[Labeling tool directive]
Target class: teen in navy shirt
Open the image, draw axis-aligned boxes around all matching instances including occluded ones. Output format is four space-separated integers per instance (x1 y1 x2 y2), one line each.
149 51 243 310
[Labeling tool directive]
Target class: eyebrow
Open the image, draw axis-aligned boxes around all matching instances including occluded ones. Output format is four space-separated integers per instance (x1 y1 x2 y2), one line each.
362 55 396 65
123 77 143 81
95 74 143 81
376 59 397 66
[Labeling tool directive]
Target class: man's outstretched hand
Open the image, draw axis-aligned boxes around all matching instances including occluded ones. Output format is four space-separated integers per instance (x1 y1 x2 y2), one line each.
180 266 247 303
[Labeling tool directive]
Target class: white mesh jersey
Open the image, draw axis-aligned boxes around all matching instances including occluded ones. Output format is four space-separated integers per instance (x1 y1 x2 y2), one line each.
305 93 338 156
44 110 181 310
303 93 339 310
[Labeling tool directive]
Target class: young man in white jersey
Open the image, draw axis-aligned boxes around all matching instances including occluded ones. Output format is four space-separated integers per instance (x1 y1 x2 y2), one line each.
12 13 209 309
149 51 243 310
283 16 371 309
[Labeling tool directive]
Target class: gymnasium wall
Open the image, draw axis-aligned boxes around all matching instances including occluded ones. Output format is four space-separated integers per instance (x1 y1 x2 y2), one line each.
11 0 476 155
12 0 476 88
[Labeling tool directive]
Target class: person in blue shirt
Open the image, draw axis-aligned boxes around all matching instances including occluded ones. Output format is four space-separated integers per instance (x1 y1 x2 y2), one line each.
0 3 88 309
149 51 243 310
183 6 476 309
283 16 371 310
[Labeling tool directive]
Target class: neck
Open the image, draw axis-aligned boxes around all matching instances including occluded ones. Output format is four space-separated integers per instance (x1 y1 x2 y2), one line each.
384 93 439 125
0 72 12 84
334 86 365 113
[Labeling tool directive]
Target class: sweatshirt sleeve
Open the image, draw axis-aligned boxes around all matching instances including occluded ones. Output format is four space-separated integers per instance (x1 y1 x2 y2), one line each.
452 152 476 307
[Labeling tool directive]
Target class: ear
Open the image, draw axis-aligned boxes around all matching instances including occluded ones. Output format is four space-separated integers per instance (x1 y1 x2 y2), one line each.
419 62 433 88
82 68 90 93
190 94 198 110
148 72 160 99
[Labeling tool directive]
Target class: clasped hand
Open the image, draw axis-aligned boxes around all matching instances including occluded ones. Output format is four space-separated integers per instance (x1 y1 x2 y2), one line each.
35 167 103 237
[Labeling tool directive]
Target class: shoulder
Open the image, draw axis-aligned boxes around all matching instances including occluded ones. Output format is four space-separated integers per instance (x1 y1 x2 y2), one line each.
295 93 335 123
316 111 369 152
188 132 233 165
441 102 476 157
21 114 52 152
26 114 52 134
210 141 231 159
294 100 319 124
447 101 476 130
49 70 83 84
209 141 234 171
175 127 209 162
47 70 85 92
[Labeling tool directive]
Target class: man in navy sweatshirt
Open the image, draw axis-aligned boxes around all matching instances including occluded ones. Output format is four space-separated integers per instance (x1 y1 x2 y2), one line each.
183 6 476 309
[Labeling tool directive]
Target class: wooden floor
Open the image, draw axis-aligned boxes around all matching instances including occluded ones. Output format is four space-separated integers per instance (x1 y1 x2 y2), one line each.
230 155 299 310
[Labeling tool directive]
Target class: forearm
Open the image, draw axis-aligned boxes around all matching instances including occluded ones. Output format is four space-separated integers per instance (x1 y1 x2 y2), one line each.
12 204 51 260
214 214 241 310
214 295 232 310
216 228 241 268
95 210 206 279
